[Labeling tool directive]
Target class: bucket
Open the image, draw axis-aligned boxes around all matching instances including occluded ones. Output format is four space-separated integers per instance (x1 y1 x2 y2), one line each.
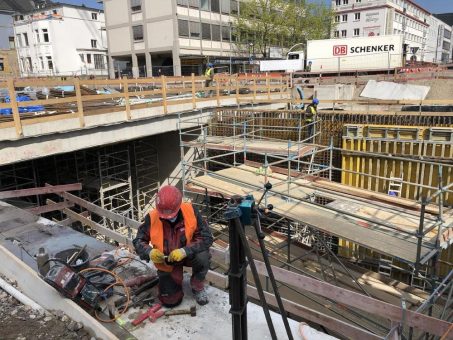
55 247 89 271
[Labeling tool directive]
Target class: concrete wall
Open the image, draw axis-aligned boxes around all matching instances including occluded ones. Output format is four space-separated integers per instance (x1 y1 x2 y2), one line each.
156 131 182 186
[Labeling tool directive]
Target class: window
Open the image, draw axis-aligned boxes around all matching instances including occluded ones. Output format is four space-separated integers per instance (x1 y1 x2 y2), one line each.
335 15 340 23
341 29 347 37
42 29 49 42
26 57 33 71
335 0 341 5
86 54 92 64
91 39 97 48
202 23 211 40
178 19 189 37
356 0 361 2
80 54 85 62
342 14 348 22
131 0 142 11
343 0 348 4
23 33 29 46
221 0 230 14
189 0 199 8
212 24 221 41
15 34 22 47
200 0 209 10
132 25 143 41
177 0 188 5
39 57 44 69
190 21 200 38
211 0 220 13
354 12 360 21
53 9 57 14
91 13 98 20
334 31 340 38
443 41 451 51
46 56 53 70
354 28 360 36
94 54 105 69
222 25 230 41
35 29 40 43
231 0 238 14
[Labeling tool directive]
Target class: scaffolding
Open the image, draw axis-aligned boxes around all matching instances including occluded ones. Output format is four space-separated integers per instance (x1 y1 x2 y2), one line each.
179 110 453 287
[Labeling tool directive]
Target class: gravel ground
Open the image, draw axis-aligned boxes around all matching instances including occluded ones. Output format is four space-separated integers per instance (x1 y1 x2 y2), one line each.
0 276 98 340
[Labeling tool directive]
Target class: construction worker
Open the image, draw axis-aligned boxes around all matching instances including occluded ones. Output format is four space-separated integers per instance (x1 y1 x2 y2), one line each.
133 185 213 307
305 98 319 140
204 63 214 96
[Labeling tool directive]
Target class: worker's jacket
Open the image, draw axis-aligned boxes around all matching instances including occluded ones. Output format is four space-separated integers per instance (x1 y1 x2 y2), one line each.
205 67 214 80
149 203 197 272
305 104 317 123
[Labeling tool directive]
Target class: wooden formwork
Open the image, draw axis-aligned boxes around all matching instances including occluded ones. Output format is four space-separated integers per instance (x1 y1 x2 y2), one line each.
341 124 453 278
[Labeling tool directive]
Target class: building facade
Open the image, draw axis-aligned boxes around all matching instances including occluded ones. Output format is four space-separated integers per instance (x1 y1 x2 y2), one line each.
13 4 108 77
331 0 452 63
103 0 245 78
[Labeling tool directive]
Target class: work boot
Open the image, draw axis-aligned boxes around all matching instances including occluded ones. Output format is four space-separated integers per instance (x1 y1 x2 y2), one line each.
192 288 209 306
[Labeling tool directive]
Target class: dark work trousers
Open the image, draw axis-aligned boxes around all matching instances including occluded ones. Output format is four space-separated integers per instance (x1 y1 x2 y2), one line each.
157 250 211 307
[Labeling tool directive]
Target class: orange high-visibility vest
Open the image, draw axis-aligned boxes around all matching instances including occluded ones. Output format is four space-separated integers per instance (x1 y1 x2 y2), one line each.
149 202 197 272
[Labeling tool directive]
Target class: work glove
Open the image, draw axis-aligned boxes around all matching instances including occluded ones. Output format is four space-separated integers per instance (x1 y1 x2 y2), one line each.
149 249 165 264
168 248 187 263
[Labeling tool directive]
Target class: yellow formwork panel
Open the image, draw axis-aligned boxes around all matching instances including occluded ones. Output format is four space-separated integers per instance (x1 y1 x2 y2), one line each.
340 124 453 278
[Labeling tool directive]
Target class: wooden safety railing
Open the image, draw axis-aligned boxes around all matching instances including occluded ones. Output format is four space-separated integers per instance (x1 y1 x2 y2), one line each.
0 73 290 138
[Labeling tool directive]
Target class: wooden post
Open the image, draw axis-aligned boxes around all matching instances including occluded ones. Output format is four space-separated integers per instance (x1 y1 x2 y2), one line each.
191 73 196 109
6 78 22 137
280 75 284 99
123 78 131 120
266 72 271 100
73 78 85 127
161 75 167 114
216 77 220 106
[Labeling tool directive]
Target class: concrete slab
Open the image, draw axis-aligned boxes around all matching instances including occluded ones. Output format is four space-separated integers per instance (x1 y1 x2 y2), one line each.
124 274 301 340
360 80 430 100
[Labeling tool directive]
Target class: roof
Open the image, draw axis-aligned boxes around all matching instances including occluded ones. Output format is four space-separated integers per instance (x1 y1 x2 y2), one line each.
434 13 453 26
0 0 35 13
18 2 103 15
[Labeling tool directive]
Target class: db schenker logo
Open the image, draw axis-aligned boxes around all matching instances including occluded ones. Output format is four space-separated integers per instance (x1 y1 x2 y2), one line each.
333 45 347 56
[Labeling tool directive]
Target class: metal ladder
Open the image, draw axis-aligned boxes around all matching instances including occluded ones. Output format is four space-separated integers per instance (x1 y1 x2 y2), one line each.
378 255 393 277
388 172 404 197
411 267 428 291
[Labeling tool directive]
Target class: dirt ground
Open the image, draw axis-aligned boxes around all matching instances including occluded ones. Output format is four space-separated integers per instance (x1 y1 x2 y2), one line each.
0 276 97 340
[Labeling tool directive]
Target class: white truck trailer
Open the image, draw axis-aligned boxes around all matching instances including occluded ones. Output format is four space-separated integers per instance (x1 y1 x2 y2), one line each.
306 35 404 73
259 35 404 73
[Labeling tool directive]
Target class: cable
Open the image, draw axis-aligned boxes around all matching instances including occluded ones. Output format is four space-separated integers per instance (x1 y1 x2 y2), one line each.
79 267 130 323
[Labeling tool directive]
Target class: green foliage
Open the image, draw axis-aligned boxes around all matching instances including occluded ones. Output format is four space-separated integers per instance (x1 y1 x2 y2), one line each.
233 0 336 58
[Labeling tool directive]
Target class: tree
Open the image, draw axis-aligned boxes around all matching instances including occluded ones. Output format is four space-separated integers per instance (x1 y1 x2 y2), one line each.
233 0 335 59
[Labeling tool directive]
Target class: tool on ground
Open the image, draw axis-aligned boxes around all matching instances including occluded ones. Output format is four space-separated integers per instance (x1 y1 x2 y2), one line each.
164 305 196 317
68 244 87 266
124 274 156 288
116 290 155 311
131 303 163 326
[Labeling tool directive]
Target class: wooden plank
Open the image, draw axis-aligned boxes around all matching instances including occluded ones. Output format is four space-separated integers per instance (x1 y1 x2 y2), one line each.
162 75 167 114
73 78 85 127
21 112 79 126
26 201 74 215
80 92 125 102
252 260 450 336
0 183 82 199
57 190 141 229
123 79 131 120
6 78 22 137
61 207 132 247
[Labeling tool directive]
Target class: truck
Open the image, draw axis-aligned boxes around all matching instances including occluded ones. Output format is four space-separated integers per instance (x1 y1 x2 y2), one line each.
259 35 404 73
259 51 305 73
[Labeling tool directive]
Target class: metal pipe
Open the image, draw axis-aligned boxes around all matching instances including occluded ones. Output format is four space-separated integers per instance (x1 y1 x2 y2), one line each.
414 198 427 277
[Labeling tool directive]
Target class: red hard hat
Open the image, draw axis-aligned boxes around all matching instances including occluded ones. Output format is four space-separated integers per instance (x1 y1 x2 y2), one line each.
156 185 182 219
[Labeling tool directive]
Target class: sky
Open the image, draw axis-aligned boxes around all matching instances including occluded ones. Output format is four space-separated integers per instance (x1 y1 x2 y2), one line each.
59 0 453 14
